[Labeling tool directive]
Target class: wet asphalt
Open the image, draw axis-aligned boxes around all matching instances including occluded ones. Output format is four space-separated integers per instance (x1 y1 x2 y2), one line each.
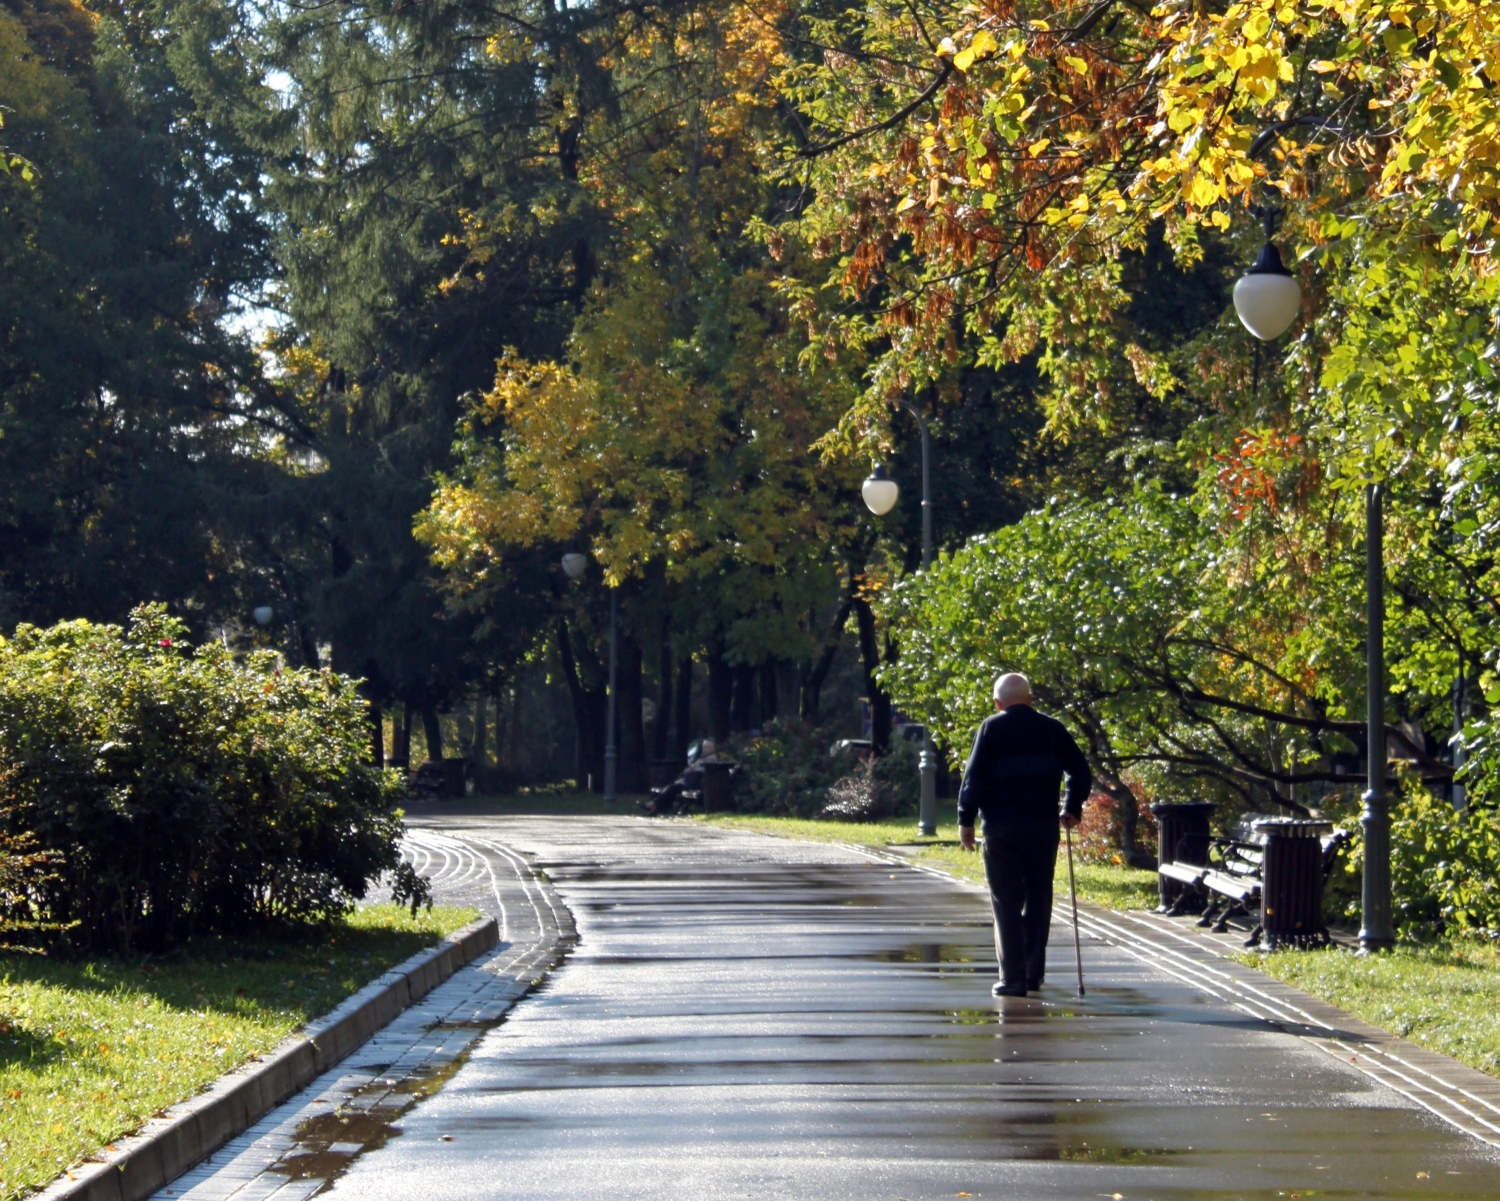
279 813 1498 1200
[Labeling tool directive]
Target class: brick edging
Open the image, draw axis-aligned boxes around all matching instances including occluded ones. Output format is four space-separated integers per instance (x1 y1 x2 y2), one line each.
35 916 500 1201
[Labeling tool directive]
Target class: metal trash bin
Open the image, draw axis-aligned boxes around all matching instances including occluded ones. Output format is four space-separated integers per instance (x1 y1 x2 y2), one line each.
1150 801 1216 911
1252 817 1334 949
702 762 733 813
441 757 470 798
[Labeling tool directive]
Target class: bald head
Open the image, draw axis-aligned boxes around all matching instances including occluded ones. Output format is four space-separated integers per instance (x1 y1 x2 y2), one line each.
992 672 1032 709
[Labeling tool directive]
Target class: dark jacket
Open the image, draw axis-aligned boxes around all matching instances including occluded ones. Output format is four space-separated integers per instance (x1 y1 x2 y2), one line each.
957 703 1091 828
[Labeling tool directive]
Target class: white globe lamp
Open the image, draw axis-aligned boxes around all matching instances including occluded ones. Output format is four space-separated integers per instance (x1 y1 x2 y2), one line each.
861 464 899 516
1233 241 1302 341
560 552 589 580
252 605 273 626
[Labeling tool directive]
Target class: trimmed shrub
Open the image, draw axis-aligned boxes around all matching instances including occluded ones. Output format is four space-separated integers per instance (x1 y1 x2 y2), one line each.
0 606 417 953
727 720 857 816
729 720 924 818
821 757 897 821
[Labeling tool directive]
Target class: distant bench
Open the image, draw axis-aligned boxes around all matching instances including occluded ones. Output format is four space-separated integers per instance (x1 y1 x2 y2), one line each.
1158 813 1348 949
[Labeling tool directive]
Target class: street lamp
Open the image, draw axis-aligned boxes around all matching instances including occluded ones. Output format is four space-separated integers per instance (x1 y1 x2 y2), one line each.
1232 121 1393 951
861 464 899 516
862 401 939 837
562 551 617 804
252 605 273 627
1232 215 1302 341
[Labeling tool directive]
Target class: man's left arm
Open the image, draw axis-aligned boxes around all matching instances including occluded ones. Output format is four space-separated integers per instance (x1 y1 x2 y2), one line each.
1058 726 1092 827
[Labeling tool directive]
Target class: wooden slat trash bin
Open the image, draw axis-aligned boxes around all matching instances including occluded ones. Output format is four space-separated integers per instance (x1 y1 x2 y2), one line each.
1252 818 1335 950
702 762 733 813
1151 801 1216 913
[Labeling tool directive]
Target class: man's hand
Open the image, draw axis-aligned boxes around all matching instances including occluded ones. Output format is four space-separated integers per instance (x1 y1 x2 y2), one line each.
1061 812 1081 830
959 825 976 852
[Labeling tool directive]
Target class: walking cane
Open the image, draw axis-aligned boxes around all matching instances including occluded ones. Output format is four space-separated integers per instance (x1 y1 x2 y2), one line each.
1064 823 1085 997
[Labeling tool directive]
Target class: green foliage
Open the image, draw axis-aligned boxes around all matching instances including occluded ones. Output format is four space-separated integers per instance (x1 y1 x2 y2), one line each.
1334 785 1500 936
0 0 273 628
0 606 410 953
726 722 858 817
879 487 1368 816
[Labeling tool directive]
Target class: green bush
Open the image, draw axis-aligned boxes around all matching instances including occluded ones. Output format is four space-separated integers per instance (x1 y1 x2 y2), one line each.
726 721 924 818
728 720 857 816
1329 782 1500 936
0 606 417 954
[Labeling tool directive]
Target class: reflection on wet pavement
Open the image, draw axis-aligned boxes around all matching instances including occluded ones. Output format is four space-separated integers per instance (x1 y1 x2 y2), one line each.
306 816 1500 1200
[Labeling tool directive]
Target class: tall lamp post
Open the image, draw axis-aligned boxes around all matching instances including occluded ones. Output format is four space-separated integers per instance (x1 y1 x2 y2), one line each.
1231 133 1394 950
862 399 939 838
562 552 618 805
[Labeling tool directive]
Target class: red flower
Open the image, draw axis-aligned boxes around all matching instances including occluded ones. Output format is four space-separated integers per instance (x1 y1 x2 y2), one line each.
158 639 173 647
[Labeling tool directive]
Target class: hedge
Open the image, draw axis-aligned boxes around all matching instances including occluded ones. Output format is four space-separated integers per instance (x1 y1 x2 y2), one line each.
0 606 420 954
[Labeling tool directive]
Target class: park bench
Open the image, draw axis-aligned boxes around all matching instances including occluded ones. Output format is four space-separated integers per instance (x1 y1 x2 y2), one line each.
1157 812 1348 948
648 760 738 814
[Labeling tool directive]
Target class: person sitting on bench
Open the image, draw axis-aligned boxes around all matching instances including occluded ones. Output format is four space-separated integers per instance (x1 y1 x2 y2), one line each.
645 740 719 814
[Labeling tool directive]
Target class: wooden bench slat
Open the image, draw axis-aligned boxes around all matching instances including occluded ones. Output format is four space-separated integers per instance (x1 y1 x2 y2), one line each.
1159 862 1207 885
1203 871 1257 901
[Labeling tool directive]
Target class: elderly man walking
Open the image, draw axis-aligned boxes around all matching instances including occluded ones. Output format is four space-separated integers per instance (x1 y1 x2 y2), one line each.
958 673 1091 997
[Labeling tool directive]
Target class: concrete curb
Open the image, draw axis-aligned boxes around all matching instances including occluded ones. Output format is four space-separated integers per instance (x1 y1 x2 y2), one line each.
36 916 500 1201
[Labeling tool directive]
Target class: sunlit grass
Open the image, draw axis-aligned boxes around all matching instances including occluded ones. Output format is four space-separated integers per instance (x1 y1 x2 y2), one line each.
1240 940 1500 1078
698 809 1159 911
0 903 476 1201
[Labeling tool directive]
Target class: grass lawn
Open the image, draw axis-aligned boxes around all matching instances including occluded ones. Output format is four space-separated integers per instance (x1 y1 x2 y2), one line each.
0 902 476 1201
1240 941 1500 1078
696 805 1160 911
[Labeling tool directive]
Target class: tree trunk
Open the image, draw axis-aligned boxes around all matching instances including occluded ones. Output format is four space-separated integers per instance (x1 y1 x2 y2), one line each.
395 706 412 763
653 640 673 760
556 618 606 790
619 632 647 792
369 702 384 765
472 691 487 772
852 594 892 755
731 663 755 732
707 652 733 742
421 707 443 763
801 596 852 719
759 661 778 725
674 656 694 762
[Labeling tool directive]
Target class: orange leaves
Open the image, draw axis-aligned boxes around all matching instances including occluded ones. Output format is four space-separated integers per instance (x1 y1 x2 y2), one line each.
1215 429 1316 521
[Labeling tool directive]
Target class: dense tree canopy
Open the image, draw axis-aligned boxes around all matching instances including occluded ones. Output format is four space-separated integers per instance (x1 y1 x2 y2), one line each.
8 0 1500 875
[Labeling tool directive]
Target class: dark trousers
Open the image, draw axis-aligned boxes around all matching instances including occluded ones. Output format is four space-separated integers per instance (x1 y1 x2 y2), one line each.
982 823 1060 987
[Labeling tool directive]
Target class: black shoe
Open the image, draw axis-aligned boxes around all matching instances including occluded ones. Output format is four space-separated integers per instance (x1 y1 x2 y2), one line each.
992 982 1028 997
1026 979 1043 992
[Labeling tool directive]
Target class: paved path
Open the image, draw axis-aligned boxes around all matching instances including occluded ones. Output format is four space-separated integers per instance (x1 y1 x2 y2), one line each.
162 814 1500 1200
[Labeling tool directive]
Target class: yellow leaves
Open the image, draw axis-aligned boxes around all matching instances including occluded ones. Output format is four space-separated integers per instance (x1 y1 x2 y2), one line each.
1186 172 1222 207
953 28 998 71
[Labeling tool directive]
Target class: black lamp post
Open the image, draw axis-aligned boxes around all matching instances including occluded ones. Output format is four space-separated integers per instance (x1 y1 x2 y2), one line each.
1231 130 1394 950
861 399 939 837
563 552 617 804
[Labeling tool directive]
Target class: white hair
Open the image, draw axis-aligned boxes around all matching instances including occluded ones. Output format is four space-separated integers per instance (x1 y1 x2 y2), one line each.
993 672 1032 705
